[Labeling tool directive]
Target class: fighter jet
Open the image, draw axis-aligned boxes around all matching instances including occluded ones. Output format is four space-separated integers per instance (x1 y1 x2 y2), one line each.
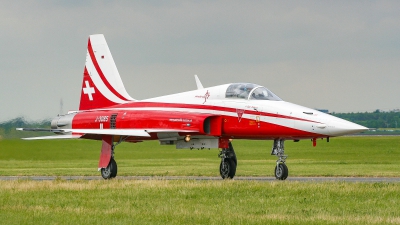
18 34 368 180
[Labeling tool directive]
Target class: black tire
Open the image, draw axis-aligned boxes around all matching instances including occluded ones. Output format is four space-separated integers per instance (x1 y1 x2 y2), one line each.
220 158 236 179
110 158 117 178
275 163 288 180
228 142 237 166
101 157 117 179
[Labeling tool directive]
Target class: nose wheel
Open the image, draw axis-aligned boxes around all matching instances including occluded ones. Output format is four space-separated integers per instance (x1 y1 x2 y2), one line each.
271 139 289 180
275 163 288 180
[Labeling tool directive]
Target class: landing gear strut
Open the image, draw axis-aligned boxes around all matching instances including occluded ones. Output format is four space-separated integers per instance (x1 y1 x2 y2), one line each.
219 142 237 179
271 139 288 180
99 136 127 179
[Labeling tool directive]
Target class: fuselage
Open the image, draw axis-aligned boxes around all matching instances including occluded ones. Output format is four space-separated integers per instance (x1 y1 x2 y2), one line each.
51 83 367 143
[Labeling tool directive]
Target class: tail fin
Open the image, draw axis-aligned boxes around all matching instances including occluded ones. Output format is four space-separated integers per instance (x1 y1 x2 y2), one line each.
79 34 135 110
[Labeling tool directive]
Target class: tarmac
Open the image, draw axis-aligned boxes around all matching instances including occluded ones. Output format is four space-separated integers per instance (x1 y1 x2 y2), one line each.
1 176 400 182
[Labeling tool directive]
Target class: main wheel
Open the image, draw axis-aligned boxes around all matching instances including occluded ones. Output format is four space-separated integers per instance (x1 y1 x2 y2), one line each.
101 157 117 179
228 142 237 166
110 158 118 178
220 158 236 179
275 163 288 180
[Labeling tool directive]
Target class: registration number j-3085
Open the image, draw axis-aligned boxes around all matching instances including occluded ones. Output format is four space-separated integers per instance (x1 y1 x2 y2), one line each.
95 116 109 122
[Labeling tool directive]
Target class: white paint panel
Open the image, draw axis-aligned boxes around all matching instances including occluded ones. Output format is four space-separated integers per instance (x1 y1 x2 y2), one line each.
89 34 134 100
85 51 129 104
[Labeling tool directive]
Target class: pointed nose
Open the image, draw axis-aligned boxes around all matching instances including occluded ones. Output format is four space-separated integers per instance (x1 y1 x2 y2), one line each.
328 118 368 136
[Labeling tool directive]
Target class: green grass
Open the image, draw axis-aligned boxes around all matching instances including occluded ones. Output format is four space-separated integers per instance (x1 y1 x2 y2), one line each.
0 180 399 224
1 136 400 177
1 137 400 224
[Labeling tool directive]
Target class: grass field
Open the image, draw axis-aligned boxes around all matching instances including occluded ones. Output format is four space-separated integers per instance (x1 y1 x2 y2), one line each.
1 136 400 224
1 136 399 177
0 180 399 224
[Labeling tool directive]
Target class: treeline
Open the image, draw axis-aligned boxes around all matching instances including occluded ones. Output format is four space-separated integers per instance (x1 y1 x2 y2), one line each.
332 110 400 129
0 117 51 139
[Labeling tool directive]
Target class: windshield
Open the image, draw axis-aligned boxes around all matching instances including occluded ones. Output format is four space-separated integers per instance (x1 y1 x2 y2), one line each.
249 87 282 101
225 83 282 101
225 83 257 99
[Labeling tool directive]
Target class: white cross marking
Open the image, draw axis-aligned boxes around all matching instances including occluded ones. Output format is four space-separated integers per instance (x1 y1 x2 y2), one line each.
83 80 95 101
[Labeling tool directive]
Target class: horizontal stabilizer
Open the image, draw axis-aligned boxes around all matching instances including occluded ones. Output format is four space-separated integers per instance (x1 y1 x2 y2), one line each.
17 128 64 133
62 129 151 137
22 134 82 140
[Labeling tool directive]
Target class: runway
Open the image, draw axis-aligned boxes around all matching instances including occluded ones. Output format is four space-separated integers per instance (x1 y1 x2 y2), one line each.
1 176 400 182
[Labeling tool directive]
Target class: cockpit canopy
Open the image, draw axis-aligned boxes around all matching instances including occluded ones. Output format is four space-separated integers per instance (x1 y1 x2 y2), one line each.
225 83 282 101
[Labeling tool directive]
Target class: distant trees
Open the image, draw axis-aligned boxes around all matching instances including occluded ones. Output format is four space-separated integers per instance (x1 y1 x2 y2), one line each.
332 111 400 129
0 117 50 139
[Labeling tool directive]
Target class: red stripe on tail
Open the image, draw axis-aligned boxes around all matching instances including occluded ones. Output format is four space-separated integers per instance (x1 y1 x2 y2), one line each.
87 39 130 101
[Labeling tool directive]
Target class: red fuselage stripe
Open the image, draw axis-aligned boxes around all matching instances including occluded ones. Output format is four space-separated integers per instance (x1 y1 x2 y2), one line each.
94 101 320 124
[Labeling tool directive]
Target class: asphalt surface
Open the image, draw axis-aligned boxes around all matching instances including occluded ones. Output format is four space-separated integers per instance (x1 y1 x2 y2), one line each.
1 176 400 182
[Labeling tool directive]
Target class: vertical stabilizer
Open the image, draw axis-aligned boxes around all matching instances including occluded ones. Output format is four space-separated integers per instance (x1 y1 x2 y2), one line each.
79 34 135 110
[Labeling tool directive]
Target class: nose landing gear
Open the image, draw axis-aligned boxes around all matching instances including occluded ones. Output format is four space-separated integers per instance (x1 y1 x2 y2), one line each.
275 163 288 180
271 139 288 180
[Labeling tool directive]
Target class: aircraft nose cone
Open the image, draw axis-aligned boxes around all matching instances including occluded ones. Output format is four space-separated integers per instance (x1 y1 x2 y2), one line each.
328 118 368 136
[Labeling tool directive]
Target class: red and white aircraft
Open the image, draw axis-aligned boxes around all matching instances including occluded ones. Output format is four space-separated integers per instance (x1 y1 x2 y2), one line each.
18 34 368 180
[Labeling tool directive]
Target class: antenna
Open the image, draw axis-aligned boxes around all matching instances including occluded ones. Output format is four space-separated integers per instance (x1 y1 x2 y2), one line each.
194 75 204 90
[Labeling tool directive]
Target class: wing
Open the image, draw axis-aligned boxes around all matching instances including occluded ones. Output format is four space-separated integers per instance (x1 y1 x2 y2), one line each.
17 128 199 140
21 134 82 140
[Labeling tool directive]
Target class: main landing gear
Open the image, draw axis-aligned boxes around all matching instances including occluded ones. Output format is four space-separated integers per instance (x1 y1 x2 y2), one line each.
271 139 288 180
218 142 237 179
101 146 118 179
99 135 127 180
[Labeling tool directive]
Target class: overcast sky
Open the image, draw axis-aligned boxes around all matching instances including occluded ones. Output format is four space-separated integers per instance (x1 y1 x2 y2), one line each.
1 1 399 122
